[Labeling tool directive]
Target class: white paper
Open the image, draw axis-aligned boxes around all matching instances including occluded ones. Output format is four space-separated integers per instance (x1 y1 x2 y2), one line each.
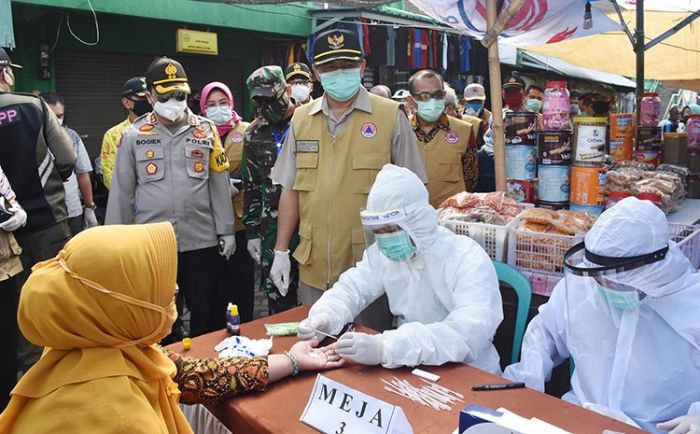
300 374 413 434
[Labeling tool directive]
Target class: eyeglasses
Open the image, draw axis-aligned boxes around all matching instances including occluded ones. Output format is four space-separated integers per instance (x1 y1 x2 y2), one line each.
154 91 187 103
411 90 446 102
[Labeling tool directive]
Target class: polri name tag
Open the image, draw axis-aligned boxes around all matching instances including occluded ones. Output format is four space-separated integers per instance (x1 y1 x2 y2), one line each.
300 374 413 434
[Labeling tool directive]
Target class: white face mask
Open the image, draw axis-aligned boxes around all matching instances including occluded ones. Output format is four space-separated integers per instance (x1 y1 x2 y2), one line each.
291 83 311 103
57 117 64 126
205 105 233 125
153 98 187 122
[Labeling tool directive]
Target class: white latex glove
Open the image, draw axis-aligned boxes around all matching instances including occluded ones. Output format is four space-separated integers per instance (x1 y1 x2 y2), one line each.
270 249 291 296
83 207 98 228
658 415 700 434
218 234 236 260
246 238 261 264
0 207 27 232
229 179 240 197
335 332 385 366
297 314 332 341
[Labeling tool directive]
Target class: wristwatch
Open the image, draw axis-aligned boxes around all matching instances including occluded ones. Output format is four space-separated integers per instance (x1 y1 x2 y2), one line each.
284 351 299 376
85 202 96 209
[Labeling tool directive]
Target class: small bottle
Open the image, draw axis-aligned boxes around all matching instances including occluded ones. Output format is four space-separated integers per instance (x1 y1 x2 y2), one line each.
226 303 240 335
182 337 192 351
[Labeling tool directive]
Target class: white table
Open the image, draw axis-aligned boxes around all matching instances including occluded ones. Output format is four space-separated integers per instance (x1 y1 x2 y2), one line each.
668 198 700 225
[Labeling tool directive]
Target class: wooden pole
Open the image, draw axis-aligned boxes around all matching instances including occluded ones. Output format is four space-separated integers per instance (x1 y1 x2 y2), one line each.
634 0 645 147
486 0 506 191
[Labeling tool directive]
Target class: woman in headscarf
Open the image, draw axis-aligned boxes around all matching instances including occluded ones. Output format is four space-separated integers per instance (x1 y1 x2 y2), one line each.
0 222 342 433
200 82 256 324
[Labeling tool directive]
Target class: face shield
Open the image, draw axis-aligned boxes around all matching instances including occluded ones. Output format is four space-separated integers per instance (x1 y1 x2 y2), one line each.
360 208 417 263
561 240 670 397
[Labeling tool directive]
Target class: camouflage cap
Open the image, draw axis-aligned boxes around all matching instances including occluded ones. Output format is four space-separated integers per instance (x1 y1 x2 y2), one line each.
247 66 286 98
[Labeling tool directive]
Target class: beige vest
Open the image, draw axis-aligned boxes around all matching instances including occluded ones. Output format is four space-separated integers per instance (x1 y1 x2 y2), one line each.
291 95 398 290
224 121 250 233
417 115 480 208
0 232 22 281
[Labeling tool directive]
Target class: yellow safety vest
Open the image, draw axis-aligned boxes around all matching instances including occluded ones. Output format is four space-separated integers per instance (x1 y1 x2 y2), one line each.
416 115 480 208
291 95 398 290
224 121 250 233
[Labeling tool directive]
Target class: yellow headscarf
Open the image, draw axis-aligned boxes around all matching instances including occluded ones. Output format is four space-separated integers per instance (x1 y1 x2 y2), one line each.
0 222 193 434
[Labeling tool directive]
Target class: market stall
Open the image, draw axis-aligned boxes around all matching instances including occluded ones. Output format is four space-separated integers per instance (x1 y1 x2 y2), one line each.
166 306 648 434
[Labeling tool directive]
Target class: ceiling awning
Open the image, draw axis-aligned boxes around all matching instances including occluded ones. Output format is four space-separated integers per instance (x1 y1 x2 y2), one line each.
499 44 636 88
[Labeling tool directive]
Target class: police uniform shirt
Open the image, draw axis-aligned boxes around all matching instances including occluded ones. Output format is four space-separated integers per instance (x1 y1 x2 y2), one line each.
106 110 234 252
270 86 427 188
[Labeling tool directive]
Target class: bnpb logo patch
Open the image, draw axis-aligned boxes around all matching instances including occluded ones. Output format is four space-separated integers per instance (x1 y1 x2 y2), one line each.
360 122 377 138
444 130 459 144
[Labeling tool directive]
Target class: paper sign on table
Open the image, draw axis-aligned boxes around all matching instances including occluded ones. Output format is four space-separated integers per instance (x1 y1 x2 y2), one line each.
300 374 413 434
458 405 571 434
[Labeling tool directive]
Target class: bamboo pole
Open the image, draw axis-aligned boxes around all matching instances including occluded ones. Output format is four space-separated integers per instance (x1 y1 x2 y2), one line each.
482 0 528 48
486 0 506 191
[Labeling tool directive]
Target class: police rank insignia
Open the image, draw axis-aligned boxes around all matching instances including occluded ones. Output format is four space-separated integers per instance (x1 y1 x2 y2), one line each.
190 148 204 158
444 131 459 144
328 34 344 49
193 161 204 173
192 129 207 139
145 149 155 159
360 122 377 138
145 162 158 175
139 124 155 132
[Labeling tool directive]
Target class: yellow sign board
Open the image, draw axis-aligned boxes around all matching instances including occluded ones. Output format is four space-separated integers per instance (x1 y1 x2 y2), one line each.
176 29 218 56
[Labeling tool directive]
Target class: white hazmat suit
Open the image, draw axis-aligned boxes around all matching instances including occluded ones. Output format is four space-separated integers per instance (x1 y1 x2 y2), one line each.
504 197 700 433
301 164 503 373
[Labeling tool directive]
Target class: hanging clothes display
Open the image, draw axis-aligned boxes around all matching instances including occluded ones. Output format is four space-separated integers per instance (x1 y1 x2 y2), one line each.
459 36 472 73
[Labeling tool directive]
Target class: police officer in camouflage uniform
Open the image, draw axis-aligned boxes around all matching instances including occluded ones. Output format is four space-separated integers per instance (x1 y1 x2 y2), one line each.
242 66 299 314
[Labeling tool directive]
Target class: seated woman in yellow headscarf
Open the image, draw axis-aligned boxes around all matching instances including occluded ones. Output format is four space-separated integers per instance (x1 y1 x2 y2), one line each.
0 222 342 433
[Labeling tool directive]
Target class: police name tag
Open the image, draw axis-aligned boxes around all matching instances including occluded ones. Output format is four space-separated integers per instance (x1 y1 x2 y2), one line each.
297 140 319 153
300 374 413 434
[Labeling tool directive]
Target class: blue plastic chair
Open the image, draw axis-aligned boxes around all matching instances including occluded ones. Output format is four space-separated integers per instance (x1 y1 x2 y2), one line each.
492 260 532 364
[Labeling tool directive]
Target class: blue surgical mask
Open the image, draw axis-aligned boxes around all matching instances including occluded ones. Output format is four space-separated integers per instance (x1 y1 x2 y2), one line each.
466 101 484 116
376 230 416 262
416 98 446 122
319 68 362 102
526 98 543 113
205 105 233 125
596 284 646 311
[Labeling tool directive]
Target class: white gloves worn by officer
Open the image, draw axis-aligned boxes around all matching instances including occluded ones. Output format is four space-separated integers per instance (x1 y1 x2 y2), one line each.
218 235 236 260
229 179 240 197
335 332 385 365
270 249 291 296
247 238 261 264
83 207 98 229
0 207 27 232
297 314 332 342
659 416 700 434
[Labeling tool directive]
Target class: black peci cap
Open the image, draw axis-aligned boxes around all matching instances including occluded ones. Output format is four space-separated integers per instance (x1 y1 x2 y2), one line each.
312 29 362 66
145 57 190 94
122 76 147 98
0 48 22 69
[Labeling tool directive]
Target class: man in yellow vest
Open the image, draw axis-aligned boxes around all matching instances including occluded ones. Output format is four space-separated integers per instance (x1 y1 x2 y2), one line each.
407 70 482 208
269 28 427 330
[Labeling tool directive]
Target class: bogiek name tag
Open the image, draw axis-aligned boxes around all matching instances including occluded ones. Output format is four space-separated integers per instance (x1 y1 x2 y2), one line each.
300 374 413 434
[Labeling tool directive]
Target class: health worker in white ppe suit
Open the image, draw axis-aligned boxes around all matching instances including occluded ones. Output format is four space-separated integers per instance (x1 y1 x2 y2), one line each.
503 197 700 434
297 164 503 374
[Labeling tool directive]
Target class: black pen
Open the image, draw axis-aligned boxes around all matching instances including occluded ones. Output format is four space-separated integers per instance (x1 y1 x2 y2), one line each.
472 382 526 391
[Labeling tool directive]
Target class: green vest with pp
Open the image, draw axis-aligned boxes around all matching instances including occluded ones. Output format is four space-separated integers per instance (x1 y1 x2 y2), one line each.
291 94 398 290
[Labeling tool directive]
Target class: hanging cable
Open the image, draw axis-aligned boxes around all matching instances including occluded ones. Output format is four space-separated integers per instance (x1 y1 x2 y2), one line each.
66 0 100 46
